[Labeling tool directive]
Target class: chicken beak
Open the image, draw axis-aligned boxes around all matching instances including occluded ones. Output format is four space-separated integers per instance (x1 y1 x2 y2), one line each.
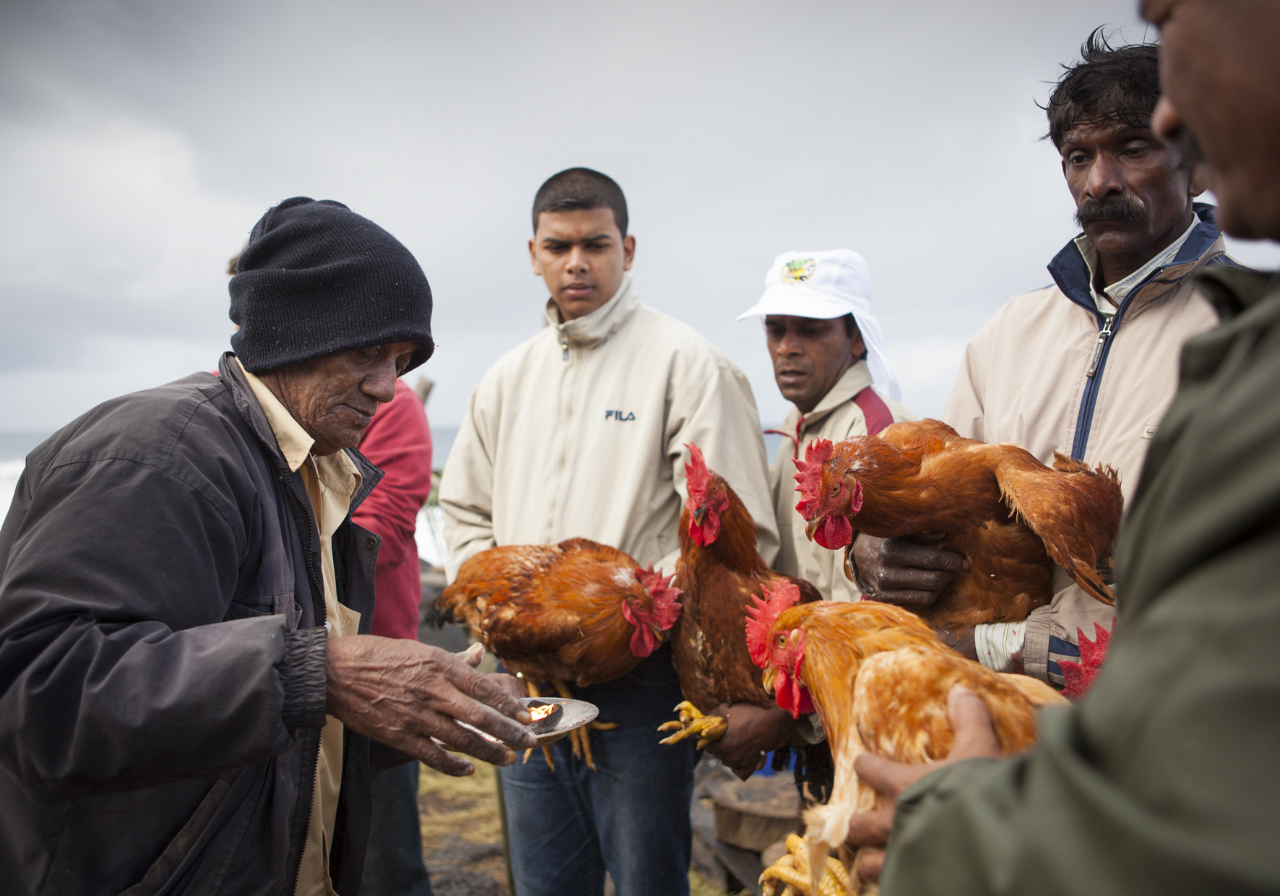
804 518 819 542
692 505 708 527
761 667 777 695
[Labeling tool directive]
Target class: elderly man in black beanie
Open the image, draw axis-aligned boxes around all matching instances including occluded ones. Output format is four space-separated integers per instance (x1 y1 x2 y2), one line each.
0 197 535 896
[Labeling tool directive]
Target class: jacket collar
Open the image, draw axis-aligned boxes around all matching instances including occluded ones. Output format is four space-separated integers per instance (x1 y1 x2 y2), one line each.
218 352 382 511
1048 203 1227 322
780 361 873 432
544 274 641 350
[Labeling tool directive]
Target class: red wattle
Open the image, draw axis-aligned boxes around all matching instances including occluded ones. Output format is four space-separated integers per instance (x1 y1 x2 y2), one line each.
814 515 853 549
630 624 658 657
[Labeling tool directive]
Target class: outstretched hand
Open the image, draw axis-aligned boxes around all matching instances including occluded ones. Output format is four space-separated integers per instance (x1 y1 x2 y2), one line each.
845 686 1000 882
326 637 535 777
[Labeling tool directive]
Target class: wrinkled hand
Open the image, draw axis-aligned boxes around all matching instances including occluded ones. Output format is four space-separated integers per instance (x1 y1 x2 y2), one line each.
845 686 1000 882
852 533 967 607
327 638 534 777
704 703 796 780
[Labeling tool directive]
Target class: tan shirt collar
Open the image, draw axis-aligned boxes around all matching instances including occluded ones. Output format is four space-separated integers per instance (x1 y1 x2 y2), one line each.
235 358 362 502
236 358 315 473
780 361 873 432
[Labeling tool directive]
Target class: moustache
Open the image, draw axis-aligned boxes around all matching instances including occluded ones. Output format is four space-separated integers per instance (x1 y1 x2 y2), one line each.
1076 193 1147 227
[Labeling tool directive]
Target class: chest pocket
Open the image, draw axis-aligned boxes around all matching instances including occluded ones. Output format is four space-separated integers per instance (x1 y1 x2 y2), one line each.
226 488 302 629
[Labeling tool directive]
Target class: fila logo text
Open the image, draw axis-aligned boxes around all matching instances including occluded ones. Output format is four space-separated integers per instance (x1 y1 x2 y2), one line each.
605 410 636 422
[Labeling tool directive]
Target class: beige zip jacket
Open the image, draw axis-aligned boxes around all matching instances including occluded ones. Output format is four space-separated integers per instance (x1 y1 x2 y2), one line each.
441 275 779 582
768 362 916 602
944 209 1229 684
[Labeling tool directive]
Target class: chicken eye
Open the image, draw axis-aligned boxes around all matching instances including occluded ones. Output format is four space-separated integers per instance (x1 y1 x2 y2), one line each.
776 634 787 646
830 482 840 496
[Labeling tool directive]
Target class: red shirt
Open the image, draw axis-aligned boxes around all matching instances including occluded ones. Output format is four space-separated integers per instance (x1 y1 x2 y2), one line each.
353 379 433 640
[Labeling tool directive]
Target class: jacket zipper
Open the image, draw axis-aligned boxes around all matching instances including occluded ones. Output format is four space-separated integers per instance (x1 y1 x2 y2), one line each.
280 468 326 896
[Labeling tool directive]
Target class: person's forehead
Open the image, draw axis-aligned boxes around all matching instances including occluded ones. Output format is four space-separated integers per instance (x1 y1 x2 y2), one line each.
534 207 619 240
1060 119 1156 148
765 314 840 327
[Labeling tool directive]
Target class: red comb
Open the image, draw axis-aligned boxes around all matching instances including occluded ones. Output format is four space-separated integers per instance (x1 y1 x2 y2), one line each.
684 443 710 509
634 565 684 630
746 580 802 667
792 439 834 520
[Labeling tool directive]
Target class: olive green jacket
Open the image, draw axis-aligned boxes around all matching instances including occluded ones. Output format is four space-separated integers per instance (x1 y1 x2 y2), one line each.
883 266 1280 895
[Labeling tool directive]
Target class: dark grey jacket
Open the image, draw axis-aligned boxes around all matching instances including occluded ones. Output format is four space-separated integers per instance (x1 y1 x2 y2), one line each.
0 353 384 895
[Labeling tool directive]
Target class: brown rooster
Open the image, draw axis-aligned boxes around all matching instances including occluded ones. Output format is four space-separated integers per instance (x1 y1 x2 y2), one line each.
792 418 1123 630
657 443 821 750
438 537 682 768
747 581 1066 893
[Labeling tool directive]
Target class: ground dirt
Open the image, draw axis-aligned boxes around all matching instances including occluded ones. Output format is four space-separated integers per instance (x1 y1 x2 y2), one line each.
417 762 748 895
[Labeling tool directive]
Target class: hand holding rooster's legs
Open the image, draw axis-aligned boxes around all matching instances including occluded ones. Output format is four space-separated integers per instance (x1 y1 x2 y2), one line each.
843 686 1000 884
550 680 616 771
701 702 797 779
657 701 728 749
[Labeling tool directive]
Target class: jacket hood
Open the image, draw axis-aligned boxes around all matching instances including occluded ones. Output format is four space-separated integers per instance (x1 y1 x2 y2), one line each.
544 274 641 350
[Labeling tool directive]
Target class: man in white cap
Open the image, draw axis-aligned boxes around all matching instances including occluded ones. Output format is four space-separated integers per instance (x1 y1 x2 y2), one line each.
701 250 916 782
741 249 916 603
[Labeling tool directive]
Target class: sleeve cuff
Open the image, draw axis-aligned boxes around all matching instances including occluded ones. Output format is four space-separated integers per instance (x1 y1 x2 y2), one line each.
973 620 1027 672
279 627 328 730
793 712 827 744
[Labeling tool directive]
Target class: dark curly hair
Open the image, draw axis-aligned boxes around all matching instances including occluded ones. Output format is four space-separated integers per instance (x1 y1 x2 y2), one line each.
1045 29 1161 149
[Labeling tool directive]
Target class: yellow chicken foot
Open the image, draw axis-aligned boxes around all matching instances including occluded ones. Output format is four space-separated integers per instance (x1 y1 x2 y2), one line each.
551 680 616 771
657 700 728 749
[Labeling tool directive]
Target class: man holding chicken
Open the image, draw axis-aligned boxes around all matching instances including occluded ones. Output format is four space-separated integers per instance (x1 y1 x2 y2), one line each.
845 2 1280 891
440 168 778 896
853 32 1235 688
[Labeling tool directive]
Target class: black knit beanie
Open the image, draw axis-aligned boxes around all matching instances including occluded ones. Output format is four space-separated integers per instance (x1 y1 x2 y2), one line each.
229 197 434 373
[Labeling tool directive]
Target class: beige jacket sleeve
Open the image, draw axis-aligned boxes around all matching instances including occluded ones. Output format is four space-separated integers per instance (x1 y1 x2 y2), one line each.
658 360 779 576
439 386 498 582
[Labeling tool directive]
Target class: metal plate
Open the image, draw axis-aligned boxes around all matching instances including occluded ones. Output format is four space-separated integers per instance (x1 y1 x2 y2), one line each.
520 696 599 747
437 696 599 751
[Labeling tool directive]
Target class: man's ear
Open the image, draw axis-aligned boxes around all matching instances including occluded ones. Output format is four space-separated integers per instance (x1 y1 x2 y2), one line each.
528 237 542 276
623 234 636 272
1189 162 1211 198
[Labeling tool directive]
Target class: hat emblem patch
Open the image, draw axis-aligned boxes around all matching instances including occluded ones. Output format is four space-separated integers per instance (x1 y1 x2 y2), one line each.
781 258 816 283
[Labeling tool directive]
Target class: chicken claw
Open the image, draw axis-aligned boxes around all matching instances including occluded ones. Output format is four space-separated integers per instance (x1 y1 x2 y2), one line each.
759 834 851 896
657 700 728 749
551 680 616 771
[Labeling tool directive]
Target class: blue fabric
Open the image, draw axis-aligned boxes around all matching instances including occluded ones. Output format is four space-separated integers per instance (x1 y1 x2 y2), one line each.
360 761 433 896
499 649 697 896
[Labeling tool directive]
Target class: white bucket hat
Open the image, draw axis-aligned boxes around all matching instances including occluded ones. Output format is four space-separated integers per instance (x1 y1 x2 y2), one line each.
737 249 902 402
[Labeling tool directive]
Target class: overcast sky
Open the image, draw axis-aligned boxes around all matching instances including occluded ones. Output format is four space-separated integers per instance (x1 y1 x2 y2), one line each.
3 0 1278 436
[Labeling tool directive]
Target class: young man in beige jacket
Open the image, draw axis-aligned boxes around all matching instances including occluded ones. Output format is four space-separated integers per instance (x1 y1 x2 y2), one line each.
439 168 777 896
852 34 1235 687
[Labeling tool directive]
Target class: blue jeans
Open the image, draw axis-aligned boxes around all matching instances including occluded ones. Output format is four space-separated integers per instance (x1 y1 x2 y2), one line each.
360 761 433 896
500 648 697 896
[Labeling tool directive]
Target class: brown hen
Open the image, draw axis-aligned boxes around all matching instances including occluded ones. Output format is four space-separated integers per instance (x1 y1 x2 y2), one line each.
438 537 682 767
792 418 1123 630
658 444 820 750
748 583 1065 893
